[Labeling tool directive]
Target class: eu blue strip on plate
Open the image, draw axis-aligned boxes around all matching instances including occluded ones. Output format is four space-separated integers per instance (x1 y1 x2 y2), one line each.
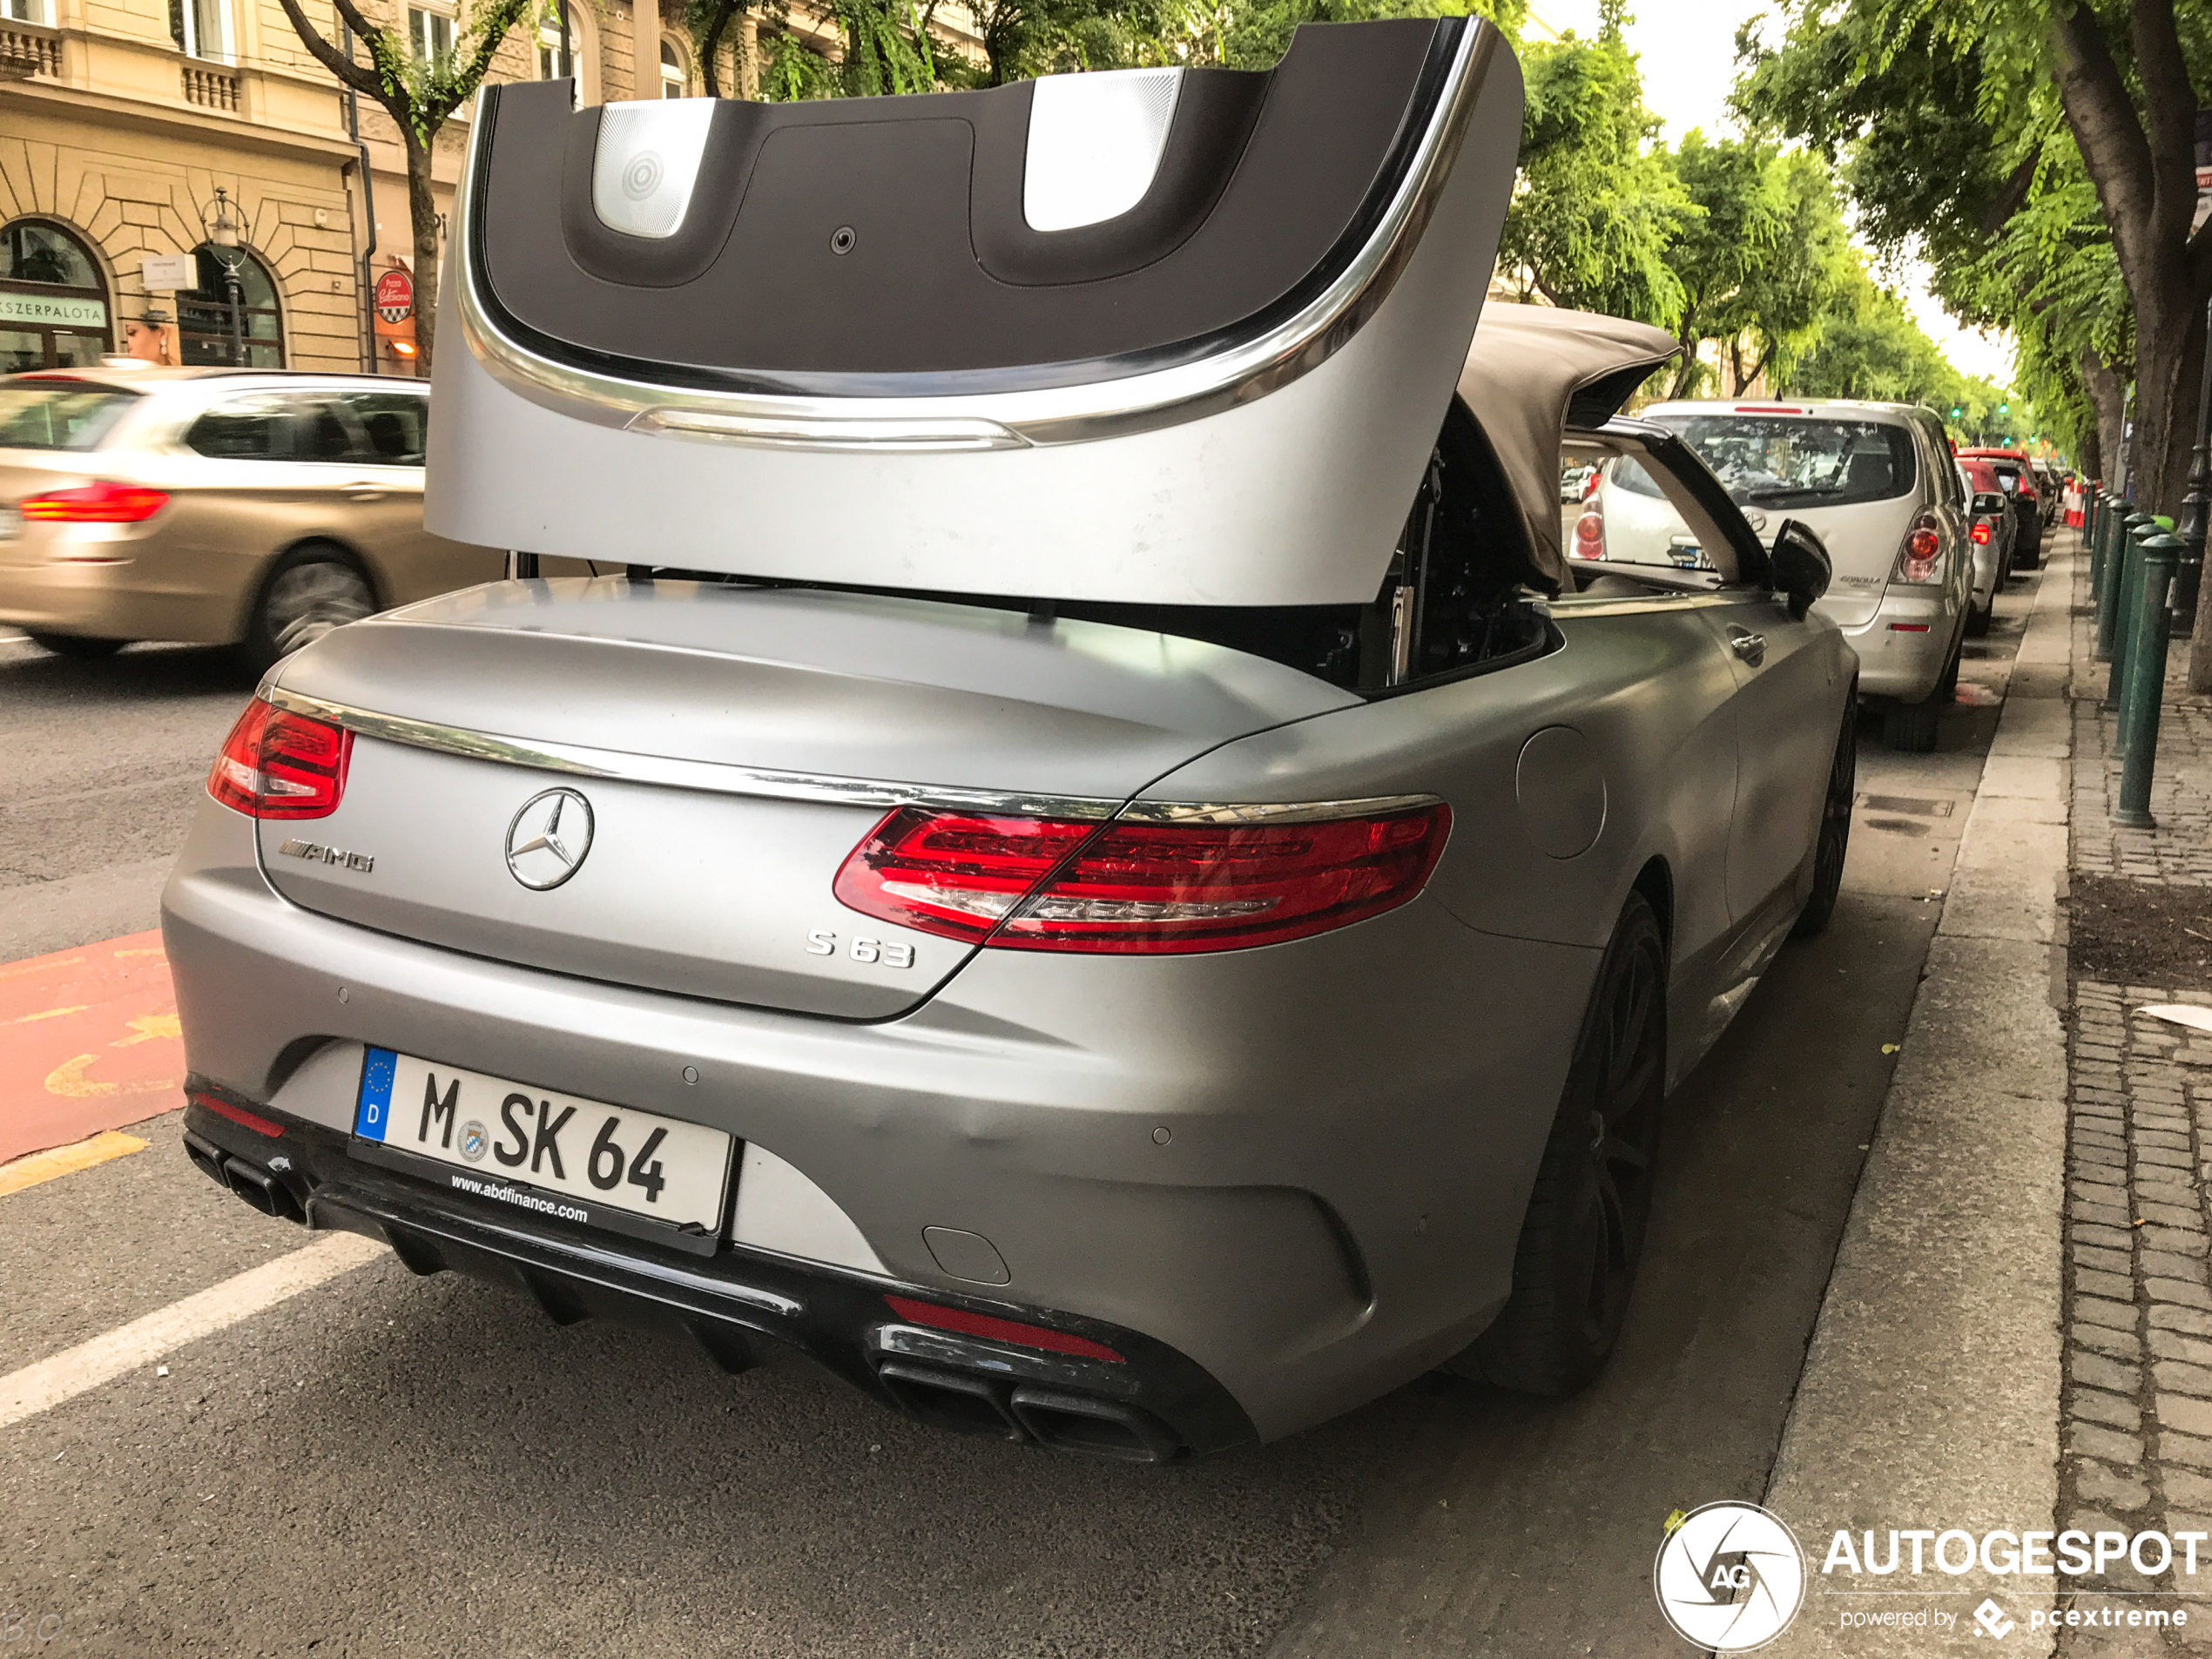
354 1046 398 1142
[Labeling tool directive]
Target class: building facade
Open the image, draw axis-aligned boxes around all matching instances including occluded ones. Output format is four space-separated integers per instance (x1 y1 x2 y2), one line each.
0 0 974 378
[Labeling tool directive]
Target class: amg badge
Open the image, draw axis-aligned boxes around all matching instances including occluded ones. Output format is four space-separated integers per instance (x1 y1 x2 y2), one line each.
275 837 374 873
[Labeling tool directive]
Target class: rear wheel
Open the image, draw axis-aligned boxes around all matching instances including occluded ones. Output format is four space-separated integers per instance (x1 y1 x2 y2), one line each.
239 543 374 674
1793 711 1856 939
25 631 125 658
1881 695 1941 752
1452 893 1665 1395
1965 589 1993 637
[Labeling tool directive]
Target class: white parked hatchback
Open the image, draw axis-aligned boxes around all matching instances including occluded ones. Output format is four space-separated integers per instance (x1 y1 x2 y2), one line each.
1572 400 1971 751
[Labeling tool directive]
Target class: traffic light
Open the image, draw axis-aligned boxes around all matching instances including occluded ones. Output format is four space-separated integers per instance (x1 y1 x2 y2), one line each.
1951 405 1964 419
1998 401 2009 415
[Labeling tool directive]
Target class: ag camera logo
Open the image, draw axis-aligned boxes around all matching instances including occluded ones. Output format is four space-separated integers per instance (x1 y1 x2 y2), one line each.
1655 1501 1807 1652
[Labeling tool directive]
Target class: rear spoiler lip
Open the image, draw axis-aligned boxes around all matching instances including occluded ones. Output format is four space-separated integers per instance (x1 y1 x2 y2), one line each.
450 18 1496 453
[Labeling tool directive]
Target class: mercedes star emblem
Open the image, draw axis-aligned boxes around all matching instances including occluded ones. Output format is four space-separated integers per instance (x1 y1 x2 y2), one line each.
505 788 595 890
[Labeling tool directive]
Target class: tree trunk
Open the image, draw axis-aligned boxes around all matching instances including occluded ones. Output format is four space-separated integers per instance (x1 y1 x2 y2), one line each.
2133 281 2209 516
2081 347 2126 486
405 126 440 376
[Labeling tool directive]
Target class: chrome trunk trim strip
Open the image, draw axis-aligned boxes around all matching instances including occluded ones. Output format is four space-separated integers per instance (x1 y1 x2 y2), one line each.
262 685 1443 826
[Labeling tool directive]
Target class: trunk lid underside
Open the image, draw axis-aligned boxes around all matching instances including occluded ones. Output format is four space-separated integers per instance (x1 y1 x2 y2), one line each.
256 577 1357 1018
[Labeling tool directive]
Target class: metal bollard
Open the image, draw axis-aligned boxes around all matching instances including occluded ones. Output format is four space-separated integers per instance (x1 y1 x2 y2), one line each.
2094 507 2128 660
2114 533 2182 826
2087 484 2105 585
2105 516 2149 707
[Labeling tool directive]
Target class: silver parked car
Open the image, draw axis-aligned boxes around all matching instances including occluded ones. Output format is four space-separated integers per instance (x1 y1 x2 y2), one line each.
165 23 1853 1459
0 367 501 669
1582 399 1970 751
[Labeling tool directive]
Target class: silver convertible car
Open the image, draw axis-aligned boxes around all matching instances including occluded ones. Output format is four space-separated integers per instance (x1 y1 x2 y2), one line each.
164 18 1852 1460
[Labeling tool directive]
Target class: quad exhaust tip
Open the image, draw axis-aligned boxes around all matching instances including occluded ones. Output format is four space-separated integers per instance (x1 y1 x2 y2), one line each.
878 1361 1181 1463
183 1130 302 1222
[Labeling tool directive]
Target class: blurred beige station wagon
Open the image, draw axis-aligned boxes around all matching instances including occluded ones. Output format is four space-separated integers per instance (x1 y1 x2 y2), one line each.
0 367 503 669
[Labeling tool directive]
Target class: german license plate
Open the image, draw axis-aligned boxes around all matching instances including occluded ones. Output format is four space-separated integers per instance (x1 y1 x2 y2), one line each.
353 1048 733 1234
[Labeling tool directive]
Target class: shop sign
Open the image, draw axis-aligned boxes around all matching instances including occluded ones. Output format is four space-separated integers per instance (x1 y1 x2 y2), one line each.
0 293 108 329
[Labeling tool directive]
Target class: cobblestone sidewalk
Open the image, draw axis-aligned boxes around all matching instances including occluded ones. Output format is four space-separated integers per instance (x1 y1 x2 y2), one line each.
2060 537 2212 1654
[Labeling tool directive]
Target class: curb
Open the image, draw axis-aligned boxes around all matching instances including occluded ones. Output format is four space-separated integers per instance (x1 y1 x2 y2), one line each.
1759 540 2077 1655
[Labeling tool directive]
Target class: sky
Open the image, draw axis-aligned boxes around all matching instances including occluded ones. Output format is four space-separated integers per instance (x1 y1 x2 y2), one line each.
1523 0 2020 387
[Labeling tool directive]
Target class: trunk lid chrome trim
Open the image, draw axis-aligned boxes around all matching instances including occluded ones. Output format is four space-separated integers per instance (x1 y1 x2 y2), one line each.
261 684 1440 826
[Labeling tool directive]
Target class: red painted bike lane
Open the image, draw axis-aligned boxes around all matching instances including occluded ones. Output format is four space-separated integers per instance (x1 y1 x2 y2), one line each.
0 932 184 1166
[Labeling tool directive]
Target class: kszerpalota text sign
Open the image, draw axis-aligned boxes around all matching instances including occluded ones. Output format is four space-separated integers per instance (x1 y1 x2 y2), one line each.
0 293 106 329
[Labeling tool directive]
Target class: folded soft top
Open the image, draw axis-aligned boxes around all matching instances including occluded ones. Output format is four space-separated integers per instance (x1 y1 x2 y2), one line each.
428 19 1527 607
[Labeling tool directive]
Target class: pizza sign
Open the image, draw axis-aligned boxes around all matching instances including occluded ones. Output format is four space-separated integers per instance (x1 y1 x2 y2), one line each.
374 269 414 326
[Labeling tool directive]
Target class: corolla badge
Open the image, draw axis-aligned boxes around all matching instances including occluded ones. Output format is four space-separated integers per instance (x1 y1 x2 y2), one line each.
505 788 595 890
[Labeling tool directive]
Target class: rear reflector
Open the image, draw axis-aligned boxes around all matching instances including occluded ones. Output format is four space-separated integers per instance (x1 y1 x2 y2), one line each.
1889 622 1932 632
192 1092 284 1136
836 802 1450 954
19 481 170 523
206 698 354 819
882 1295 1124 1362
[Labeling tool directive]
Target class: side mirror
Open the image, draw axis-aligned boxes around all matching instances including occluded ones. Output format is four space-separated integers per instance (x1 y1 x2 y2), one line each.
1973 492 2006 515
1770 519 1831 619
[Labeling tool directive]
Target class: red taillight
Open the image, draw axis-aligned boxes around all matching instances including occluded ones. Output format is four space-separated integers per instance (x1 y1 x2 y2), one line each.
19 481 169 523
1893 513 1944 584
1970 520 1993 545
882 1295 1126 1362
835 803 1451 954
832 810 1097 941
1581 469 1601 502
206 699 353 819
1572 509 1605 561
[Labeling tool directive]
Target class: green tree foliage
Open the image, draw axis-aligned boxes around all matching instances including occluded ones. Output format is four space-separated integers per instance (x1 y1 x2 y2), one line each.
1788 264 1962 405
1495 3 1695 327
1736 0 2209 528
1705 149 1851 396
269 0 542 369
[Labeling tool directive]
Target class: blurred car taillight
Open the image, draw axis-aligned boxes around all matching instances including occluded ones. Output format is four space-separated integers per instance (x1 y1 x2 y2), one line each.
836 803 1451 954
1892 512 1944 584
1573 509 1605 561
207 699 354 819
19 481 169 523
1969 520 1993 546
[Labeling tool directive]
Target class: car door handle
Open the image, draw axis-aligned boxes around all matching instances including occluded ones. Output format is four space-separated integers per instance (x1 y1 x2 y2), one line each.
1728 628 1767 667
341 482 387 501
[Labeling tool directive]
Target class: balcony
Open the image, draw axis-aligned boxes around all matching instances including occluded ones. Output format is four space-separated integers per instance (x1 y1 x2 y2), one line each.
0 18 61 80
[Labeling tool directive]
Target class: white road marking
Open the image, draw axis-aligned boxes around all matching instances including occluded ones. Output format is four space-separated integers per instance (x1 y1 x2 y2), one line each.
0 1231 385 1429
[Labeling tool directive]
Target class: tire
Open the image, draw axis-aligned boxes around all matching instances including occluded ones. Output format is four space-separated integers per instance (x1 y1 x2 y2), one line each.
1451 893 1666 1395
1792 711 1856 939
25 631 125 658
1937 631 1962 700
239 543 375 674
1881 695 1941 752
1964 593 1992 637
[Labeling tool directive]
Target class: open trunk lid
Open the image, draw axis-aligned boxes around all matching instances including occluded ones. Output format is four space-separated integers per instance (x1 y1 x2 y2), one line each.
252 578 1357 1018
427 19 1525 609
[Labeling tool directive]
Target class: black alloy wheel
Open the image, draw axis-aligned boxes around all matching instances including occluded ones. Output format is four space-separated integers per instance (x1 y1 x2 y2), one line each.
1454 892 1666 1395
1792 708 1856 939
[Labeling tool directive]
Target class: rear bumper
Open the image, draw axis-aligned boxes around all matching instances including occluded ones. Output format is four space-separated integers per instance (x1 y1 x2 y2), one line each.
163 796 1595 1443
1839 590 1957 701
0 530 237 642
181 1095 1252 1460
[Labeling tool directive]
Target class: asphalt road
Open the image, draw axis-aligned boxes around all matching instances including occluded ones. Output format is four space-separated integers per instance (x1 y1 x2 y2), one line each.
0 572 2040 1656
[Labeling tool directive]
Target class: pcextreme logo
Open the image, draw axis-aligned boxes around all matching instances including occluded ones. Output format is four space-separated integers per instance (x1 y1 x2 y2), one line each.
1654 1502 1808 1652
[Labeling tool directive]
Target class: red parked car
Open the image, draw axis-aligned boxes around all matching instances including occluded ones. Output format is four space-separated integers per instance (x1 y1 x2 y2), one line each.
1956 448 2042 569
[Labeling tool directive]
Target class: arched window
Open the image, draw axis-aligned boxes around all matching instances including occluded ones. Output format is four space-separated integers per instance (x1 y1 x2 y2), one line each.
0 219 111 373
660 38 687 97
177 243 284 368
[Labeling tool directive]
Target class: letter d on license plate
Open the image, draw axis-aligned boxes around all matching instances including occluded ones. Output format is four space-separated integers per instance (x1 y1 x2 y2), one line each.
354 1048 732 1232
